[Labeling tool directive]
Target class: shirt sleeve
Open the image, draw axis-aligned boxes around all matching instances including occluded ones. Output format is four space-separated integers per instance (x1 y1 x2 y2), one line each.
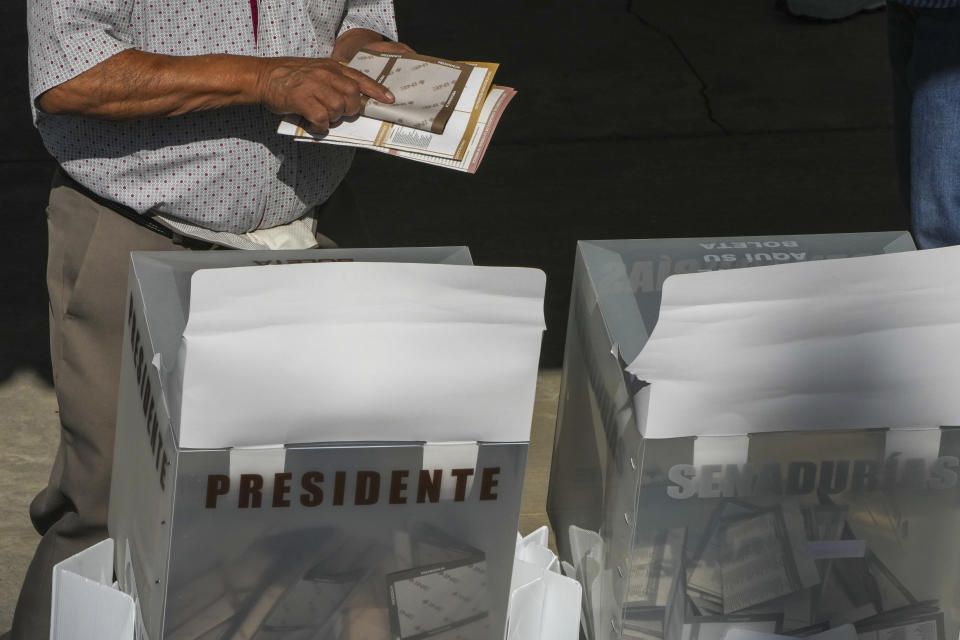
338 0 399 42
27 0 136 114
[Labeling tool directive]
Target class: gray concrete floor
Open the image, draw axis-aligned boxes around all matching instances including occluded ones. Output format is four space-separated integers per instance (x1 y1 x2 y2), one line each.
0 373 59 632
0 0 910 634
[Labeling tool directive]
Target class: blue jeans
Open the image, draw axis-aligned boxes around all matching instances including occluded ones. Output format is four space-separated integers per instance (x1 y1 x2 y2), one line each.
888 3 960 248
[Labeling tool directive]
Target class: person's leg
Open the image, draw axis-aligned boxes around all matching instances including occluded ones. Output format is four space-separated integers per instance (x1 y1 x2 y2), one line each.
888 2 916 216
11 173 186 640
906 6 960 248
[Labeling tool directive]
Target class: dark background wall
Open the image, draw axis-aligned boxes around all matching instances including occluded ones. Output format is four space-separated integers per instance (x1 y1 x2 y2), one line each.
0 0 906 382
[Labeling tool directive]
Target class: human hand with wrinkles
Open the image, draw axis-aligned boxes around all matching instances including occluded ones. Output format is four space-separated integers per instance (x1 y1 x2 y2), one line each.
256 56 395 132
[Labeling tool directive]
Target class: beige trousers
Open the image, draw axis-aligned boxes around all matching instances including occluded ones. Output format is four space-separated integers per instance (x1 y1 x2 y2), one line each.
10 173 197 640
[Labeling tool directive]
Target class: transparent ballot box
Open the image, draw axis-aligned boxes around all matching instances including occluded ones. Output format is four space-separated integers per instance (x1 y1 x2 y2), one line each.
109 247 545 640
544 233 945 640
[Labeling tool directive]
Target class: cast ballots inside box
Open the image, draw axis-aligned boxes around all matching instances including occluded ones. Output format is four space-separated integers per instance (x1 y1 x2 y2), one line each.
108 247 546 640
565 241 960 640
547 233 914 573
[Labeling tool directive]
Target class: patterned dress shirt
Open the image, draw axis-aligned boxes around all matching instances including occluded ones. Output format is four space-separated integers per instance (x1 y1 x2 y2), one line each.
27 0 398 247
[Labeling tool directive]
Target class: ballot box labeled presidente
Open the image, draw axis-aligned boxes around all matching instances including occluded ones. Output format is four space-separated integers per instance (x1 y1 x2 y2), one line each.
107 247 546 640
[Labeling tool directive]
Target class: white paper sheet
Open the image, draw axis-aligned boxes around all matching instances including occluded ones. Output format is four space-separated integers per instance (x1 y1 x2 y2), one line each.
278 65 490 158
172 262 545 449
626 245 960 438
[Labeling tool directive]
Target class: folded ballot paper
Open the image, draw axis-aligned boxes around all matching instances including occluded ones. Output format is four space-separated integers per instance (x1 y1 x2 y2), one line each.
349 50 476 134
277 49 514 173
108 249 548 640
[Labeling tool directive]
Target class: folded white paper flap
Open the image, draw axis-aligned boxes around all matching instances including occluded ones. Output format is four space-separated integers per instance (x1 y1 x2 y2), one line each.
173 262 546 449
692 435 749 467
518 545 560 575
627 245 960 438
421 441 479 500
228 445 288 503
51 539 136 640
507 530 581 640
507 564 581 640
885 427 941 461
516 527 559 573
517 526 551 556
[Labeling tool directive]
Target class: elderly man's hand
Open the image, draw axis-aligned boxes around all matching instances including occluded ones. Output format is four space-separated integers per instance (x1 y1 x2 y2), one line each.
257 57 395 132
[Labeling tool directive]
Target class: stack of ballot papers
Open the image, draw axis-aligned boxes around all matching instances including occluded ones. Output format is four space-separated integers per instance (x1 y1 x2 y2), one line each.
277 49 515 173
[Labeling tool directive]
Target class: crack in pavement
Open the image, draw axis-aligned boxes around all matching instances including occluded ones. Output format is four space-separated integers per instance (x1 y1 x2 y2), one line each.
626 0 731 135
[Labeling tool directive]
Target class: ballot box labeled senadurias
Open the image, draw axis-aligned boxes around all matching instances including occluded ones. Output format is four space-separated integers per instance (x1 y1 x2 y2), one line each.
108 247 547 640
547 232 916 568
546 233 960 640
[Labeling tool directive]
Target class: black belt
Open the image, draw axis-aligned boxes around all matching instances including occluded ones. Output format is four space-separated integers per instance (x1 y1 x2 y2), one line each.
58 170 220 250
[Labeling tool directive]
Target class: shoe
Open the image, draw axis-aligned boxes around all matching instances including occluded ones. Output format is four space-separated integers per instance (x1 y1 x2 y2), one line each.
779 0 885 21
